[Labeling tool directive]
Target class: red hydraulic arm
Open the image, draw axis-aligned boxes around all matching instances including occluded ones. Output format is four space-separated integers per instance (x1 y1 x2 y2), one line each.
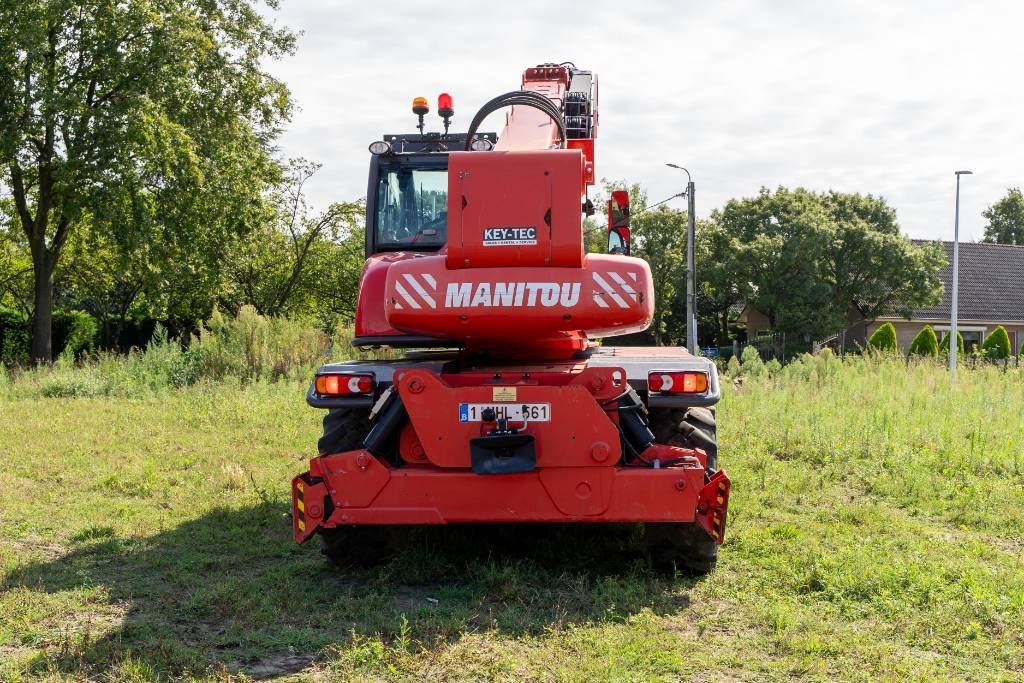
493 64 597 186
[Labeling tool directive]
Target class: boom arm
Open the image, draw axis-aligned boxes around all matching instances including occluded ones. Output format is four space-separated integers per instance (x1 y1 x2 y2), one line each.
489 63 598 186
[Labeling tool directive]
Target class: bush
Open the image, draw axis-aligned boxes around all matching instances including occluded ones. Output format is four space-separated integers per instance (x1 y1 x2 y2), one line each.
867 323 899 353
53 310 99 358
938 330 965 356
740 345 764 376
981 325 1011 360
907 325 939 357
194 305 329 382
0 307 30 365
725 354 741 378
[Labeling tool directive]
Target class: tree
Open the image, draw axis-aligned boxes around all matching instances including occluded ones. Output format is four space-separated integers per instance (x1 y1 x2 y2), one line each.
223 161 365 325
907 325 939 356
982 189 1024 245
712 188 945 340
868 322 898 353
981 325 1011 359
0 1 294 361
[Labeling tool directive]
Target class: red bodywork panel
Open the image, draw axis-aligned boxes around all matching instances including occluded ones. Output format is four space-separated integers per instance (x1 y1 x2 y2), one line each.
446 150 584 269
384 252 653 357
354 253 410 339
292 363 730 542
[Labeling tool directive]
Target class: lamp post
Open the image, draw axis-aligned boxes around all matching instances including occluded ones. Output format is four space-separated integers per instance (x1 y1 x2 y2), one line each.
950 170 973 376
666 163 698 352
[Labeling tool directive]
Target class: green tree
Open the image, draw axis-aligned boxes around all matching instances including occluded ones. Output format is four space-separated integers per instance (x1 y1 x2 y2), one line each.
907 325 939 356
712 188 945 340
0 0 294 361
222 161 364 324
981 325 1011 359
867 322 898 353
938 330 964 356
982 189 1024 245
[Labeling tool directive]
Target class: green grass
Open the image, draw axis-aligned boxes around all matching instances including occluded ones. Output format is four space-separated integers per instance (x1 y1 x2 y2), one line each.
2 356 1023 681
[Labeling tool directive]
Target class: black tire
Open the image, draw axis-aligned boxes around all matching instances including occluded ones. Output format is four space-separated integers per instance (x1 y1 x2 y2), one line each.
317 407 371 456
315 408 395 566
644 407 720 574
319 525 395 567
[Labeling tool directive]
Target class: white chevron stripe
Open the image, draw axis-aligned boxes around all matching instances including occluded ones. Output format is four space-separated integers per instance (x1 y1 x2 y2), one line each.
393 281 421 309
422 273 437 289
404 274 437 308
593 272 628 308
593 292 610 308
628 272 637 282
609 271 636 297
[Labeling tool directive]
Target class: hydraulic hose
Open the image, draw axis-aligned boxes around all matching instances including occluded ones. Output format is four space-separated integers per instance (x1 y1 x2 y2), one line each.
464 90 566 151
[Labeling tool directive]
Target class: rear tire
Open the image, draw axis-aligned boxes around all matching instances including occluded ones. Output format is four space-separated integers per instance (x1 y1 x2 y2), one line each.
315 408 395 566
318 407 371 456
644 407 720 574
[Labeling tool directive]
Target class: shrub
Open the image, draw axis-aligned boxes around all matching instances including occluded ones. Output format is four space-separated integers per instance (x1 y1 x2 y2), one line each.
725 354 741 378
0 307 30 365
907 325 939 357
938 330 965 356
765 358 782 376
867 323 899 353
740 345 765 376
53 310 98 358
981 325 1011 360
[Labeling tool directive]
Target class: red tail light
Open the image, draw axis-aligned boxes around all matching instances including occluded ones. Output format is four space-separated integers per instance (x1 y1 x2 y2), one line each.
315 373 374 396
648 371 708 394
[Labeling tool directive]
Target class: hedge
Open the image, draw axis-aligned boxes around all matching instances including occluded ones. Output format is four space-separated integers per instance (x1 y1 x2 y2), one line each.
0 308 99 364
981 325 1011 359
867 322 898 353
907 325 939 356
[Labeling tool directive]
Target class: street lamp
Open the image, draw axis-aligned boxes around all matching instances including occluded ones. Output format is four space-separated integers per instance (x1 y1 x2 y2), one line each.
950 170 973 376
666 163 698 352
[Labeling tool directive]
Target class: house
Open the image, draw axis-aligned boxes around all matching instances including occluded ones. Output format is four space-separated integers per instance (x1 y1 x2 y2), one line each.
739 240 1024 354
866 240 1024 354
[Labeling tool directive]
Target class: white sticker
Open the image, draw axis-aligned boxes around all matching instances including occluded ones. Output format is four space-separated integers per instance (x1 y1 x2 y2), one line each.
483 226 537 246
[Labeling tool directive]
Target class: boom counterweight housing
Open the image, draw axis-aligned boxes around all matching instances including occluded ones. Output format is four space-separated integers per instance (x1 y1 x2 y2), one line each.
292 62 730 573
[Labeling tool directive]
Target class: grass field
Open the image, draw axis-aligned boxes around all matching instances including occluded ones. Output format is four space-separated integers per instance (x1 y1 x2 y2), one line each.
2 355 1023 681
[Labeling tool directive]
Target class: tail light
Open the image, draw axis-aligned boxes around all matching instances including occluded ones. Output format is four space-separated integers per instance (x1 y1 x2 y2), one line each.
315 373 374 396
648 371 708 394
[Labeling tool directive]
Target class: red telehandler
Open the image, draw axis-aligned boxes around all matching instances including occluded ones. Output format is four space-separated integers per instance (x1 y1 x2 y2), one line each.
292 63 729 572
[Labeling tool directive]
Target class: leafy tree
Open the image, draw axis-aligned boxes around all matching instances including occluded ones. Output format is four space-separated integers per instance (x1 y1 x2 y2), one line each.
907 325 939 356
222 161 364 324
938 330 964 356
0 0 295 361
981 325 1011 359
695 218 743 346
712 188 945 340
868 322 898 353
982 189 1024 245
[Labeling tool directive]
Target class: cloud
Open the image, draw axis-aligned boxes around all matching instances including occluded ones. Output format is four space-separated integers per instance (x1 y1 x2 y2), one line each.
265 0 1023 241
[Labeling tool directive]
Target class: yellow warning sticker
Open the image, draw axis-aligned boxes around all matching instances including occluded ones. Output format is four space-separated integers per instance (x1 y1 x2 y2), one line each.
492 386 517 402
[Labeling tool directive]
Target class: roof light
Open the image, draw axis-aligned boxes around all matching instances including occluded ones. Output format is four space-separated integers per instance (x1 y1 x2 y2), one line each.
470 137 494 151
437 93 454 117
648 371 708 394
412 96 429 116
368 140 391 155
315 373 374 396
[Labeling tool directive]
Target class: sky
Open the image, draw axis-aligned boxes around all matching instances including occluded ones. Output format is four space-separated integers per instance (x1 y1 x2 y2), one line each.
263 0 1023 242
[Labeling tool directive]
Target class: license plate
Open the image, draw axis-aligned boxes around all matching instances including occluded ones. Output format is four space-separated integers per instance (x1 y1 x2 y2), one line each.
459 403 551 422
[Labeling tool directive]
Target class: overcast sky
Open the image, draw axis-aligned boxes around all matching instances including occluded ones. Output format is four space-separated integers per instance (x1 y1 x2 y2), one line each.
264 0 1023 242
